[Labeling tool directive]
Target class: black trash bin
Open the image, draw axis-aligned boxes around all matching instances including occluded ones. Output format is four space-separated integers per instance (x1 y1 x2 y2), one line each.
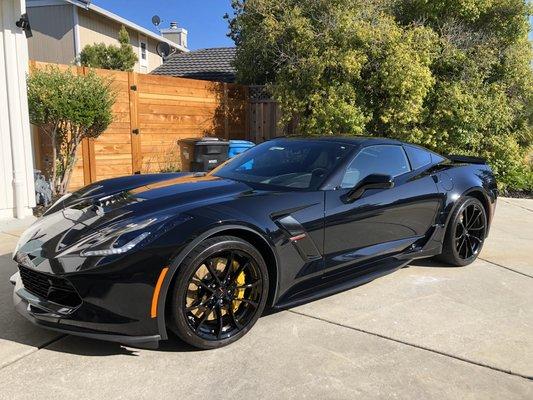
179 137 230 172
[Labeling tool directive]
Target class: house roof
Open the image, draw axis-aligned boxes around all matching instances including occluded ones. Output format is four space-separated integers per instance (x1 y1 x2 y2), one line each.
151 47 236 82
27 0 188 53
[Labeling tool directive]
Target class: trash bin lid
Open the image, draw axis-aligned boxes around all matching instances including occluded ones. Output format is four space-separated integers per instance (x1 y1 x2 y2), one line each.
196 137 229 145
229 140 255 146
179 137 229 145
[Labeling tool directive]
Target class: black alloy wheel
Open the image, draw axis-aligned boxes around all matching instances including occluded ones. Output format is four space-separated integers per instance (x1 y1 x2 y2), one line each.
170 236 268 349
454 202 486 260
438 197 487 267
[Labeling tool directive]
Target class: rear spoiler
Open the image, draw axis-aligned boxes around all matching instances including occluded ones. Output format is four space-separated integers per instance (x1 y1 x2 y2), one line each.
447 155 487 165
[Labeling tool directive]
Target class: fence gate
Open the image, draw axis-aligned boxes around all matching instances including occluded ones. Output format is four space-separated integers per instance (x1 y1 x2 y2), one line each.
247 86 294 143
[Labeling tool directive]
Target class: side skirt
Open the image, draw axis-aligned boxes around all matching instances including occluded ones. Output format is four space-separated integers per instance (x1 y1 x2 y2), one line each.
273 257 411 310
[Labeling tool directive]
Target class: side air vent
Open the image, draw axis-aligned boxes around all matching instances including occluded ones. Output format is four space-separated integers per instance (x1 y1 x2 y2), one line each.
274 215 321 261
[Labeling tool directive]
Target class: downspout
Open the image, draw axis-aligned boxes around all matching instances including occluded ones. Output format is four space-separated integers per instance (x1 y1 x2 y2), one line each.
2 0 29 219
72 4 80 63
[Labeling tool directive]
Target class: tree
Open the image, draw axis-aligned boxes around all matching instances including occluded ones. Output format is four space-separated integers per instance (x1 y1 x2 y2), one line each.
27 66 116 195
227 0 533 191
79 26 138 71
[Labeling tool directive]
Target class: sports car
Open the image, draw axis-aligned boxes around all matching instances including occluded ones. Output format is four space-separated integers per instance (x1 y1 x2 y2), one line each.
11 137 497 349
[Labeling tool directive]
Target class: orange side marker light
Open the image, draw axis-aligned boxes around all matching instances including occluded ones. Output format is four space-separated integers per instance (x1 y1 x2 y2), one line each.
151 267 169 318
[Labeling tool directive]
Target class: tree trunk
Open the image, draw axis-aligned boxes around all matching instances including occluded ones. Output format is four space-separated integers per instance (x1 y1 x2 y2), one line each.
50 133 58 196
60 136 80 194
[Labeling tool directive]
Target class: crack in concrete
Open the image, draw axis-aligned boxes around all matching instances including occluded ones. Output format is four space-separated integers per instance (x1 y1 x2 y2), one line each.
480 257 533 279
0 231 21 239
499 199 533 213
288 310 533 382
0 334 67 371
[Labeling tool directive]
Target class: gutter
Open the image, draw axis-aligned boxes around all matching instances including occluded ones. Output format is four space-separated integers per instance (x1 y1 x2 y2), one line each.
64 0 189 53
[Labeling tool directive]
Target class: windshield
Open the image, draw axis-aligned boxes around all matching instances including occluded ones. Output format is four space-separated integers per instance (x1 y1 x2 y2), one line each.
211 139 353 190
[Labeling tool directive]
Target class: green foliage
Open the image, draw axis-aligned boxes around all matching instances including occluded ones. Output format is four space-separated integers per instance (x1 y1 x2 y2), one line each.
227 0 533 192
27 66 116 194
79 26 138 71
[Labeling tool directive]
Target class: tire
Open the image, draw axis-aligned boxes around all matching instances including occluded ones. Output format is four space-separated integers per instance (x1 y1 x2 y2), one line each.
437 196 487 267
169 235 269 349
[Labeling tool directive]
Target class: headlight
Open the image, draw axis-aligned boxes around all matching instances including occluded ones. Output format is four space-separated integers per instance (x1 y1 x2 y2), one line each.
81 232 151 257
53 214 189 258
79 217 159 257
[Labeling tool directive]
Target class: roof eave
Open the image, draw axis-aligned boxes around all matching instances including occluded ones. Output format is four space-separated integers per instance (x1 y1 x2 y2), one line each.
59 0 189 52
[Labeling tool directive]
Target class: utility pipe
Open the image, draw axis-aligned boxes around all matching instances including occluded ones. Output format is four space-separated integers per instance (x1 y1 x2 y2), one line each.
2 0 32 219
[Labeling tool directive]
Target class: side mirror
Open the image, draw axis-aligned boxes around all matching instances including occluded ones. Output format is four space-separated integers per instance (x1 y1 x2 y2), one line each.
345 174 394 202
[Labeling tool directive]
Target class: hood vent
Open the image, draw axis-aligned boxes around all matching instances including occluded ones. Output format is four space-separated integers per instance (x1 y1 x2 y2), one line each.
91 192 140 213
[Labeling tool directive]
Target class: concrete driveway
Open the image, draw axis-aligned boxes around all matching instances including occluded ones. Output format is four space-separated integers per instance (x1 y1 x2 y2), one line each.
0 198 531 399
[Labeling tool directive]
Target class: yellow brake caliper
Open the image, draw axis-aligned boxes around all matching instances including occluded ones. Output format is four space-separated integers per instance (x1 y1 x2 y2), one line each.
233 260 246 312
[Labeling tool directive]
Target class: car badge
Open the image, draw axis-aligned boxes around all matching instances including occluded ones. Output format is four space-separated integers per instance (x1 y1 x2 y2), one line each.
16 253 35 269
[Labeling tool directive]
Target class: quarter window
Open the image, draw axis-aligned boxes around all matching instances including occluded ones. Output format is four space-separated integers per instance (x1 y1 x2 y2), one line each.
405 145 432 170
341 145 411 188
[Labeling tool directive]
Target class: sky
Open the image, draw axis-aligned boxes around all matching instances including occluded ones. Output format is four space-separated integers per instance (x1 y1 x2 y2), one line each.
94 1 531 49
93 0 235 50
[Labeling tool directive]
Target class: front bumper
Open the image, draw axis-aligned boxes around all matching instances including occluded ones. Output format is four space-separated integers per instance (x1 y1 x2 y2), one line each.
12 271 162 348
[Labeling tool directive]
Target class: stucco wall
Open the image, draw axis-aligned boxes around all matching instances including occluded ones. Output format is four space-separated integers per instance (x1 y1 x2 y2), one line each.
77 7 163 73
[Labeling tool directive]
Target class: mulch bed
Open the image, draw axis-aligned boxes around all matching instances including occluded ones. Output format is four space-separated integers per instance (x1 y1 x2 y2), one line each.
500 190 533 199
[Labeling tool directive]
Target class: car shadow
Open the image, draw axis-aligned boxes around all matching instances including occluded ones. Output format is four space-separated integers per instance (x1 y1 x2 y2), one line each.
407 258 456 268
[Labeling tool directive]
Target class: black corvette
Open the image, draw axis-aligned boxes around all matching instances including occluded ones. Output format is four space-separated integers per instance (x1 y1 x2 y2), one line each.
11 137 497 349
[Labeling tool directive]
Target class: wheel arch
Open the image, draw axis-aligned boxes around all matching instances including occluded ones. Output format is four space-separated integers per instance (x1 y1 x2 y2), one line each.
464 188 491 223
156 224 280 340
206 228 279 308
443 187 492 236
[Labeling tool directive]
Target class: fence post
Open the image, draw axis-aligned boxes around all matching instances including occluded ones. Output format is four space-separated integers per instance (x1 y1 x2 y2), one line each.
244 86 250 141
223 83 229 140
128 71 141 174
77 66 96 185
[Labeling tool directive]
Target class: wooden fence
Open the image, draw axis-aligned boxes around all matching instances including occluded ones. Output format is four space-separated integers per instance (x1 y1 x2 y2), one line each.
247 85 296 143
31 61 248 190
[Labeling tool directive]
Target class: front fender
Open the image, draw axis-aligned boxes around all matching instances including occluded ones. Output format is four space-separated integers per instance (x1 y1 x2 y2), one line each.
155 223 279 340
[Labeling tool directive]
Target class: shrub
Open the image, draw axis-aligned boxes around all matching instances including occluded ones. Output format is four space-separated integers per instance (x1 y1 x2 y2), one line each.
227 0 533 192
79 26 138 71
27 66 116 195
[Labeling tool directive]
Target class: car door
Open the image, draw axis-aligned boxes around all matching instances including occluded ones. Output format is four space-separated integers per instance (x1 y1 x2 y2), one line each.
323 144 441 274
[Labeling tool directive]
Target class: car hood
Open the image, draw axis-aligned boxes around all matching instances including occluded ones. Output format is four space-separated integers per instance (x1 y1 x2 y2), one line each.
55 173 253 226
13 173 254 272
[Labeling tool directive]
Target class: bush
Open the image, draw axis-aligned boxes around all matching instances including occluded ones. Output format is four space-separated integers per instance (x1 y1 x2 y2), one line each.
79 26 138 71
227 0 533 192
27 66 116 195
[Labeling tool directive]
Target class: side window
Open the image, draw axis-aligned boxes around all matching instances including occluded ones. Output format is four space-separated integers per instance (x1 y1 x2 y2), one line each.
405 145 432 170
341 145 410 188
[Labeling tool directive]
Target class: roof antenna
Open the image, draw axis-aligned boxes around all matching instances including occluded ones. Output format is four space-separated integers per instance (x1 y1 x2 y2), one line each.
153 15 178 62
152 15 162 33
156 41 174 62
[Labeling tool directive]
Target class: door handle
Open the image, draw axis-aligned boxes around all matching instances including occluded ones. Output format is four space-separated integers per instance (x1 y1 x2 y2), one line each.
431 174 439 184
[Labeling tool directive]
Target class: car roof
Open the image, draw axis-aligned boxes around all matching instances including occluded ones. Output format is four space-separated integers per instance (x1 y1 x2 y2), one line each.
272 136 404 147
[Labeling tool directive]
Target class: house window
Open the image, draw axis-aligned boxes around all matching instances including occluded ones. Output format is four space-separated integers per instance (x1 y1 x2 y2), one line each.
139 36 148 68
